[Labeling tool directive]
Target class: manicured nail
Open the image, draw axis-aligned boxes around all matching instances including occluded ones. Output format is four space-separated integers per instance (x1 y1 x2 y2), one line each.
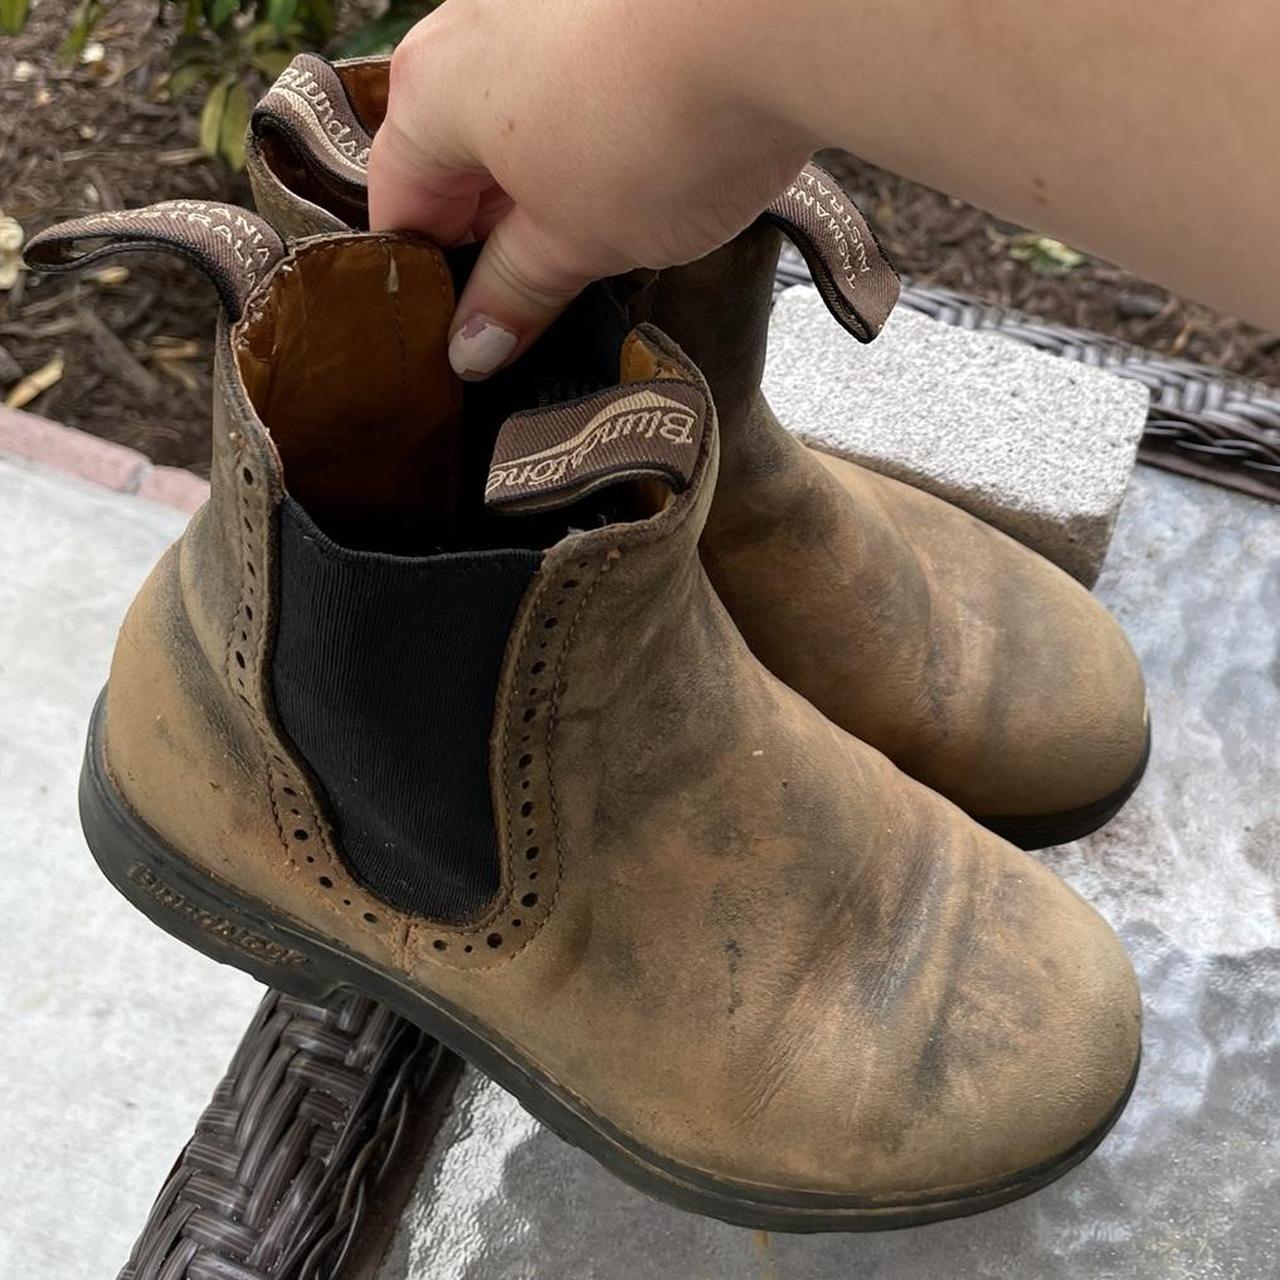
449 314 518 380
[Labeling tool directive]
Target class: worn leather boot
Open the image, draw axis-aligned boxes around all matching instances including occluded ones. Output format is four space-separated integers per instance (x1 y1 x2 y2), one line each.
28 204 1140 1231
243 54 1150 849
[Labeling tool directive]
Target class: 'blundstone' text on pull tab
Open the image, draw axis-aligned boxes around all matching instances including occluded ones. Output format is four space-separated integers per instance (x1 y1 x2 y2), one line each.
253 52 372 221
765 165 900 342
23 201 284 321
486 381 709 515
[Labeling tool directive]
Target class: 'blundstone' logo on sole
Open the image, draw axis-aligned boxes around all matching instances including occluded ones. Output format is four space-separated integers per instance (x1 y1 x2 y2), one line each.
485 382 708 513
128 864 309 967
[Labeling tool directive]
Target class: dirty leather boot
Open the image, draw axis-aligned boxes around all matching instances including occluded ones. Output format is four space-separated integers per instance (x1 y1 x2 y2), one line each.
242 54 1150 850
28 203 1140 1231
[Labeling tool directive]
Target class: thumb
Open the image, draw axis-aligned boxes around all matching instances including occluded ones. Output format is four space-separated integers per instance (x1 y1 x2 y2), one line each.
448 206 599 381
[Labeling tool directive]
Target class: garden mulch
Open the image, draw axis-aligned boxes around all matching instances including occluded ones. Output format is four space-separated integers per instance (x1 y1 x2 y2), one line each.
4 3 1278 476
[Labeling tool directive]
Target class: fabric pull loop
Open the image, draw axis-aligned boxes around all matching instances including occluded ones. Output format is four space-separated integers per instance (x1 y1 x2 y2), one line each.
253 53 373 194
486 380 709 515
23 201 284 321
764 163 900 342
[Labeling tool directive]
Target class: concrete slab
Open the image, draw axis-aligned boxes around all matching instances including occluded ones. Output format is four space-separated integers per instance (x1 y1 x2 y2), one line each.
379 469 1280 1280
0 457 260 1280
763 288 1151 585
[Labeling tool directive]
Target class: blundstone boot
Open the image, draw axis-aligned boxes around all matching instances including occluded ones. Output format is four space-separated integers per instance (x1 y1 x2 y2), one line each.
28 205 1141 1231
244 54 1150 850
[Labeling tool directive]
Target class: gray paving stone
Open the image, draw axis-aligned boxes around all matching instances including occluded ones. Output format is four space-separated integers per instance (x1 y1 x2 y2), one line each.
762 288 1151 585
0 459 261 1280
378 470 1280 1280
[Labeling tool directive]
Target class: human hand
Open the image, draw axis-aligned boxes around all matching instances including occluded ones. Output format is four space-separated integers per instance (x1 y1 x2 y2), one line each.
368 0 815 379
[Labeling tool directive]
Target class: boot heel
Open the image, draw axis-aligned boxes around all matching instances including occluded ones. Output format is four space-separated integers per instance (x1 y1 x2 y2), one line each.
78 693 335 1002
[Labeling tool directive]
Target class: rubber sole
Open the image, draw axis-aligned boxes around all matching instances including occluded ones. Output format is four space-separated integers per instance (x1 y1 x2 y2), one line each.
80 693 1139 1233
981 718 1152 851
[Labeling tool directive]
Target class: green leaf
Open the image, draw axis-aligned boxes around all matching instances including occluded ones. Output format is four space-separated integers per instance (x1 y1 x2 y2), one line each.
199 75 232 155
251 47 295 78
296 0 333 43
167 60 212 98
1008 233 1086 276
57 0 104 64
335 3 429 57
266 0 296 32
218 79 251 170
0 0 31 37
171 31 211 60
206 0 237 31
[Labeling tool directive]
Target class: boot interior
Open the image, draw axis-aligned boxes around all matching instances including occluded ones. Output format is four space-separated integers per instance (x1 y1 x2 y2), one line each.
253 60 386 228
256 130 371 229
234 236 679 556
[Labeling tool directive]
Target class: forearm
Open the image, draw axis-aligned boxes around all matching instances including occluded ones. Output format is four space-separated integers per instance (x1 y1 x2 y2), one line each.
374 0 1277 373
706 0 1280 329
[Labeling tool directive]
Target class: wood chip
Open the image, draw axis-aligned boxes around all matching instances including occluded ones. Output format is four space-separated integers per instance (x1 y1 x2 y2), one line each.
5 355 64 410
0 342 22 385
88 266 130 287
149 337 202 361
156 359 199 392
77 307 161 399
156 148 205 166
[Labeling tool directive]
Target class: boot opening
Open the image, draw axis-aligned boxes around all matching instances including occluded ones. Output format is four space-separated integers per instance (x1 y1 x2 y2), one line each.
257 131 371 229
234 235 682 556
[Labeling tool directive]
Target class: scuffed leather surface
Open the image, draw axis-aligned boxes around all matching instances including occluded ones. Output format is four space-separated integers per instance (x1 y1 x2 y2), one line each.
637 226 1148 820
103 263 432 969
702 394 1148 818
246 136 348 241
381 467 1279 1279
104 537 405 969
403 342 1140 1203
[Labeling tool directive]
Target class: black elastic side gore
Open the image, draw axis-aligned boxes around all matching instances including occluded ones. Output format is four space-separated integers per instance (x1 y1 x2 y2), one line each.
448 269 633 552
272 497 542 923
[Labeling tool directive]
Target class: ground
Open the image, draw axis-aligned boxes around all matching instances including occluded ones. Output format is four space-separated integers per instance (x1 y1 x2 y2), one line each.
4 0 1278 475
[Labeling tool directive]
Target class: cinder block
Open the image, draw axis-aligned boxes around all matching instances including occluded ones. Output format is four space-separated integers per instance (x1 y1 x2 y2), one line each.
762 288 1150 584
136 464 210 515
0 405 147 495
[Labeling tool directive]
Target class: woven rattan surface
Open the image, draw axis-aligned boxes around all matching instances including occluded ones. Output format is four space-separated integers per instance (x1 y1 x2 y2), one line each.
116 989 460 1280
776 255 1280 501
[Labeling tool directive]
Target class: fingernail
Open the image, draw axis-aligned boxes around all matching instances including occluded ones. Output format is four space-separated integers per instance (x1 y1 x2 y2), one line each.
449 314 518 380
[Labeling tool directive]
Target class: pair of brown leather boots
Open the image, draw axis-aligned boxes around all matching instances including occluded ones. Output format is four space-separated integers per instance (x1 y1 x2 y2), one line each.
28 55 1148 1232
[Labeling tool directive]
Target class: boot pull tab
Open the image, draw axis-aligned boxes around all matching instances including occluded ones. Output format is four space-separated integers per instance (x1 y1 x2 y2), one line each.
22 201 284 322
764 163 900 342
485 380 709 516
253 53 373 195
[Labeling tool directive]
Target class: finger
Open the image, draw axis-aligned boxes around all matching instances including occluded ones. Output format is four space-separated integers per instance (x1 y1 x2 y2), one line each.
471 186 515 241
367 116 489 244
448 206 604 380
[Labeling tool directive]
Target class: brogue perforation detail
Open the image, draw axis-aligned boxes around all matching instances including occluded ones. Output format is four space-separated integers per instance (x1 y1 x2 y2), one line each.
414 549 615 969
225 436 385 937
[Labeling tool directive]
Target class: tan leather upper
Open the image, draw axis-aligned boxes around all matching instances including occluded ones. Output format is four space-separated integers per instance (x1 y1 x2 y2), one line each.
103 233 1140 1203
637 225 1149 820
701 388 1149 817
246 76 1148 824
